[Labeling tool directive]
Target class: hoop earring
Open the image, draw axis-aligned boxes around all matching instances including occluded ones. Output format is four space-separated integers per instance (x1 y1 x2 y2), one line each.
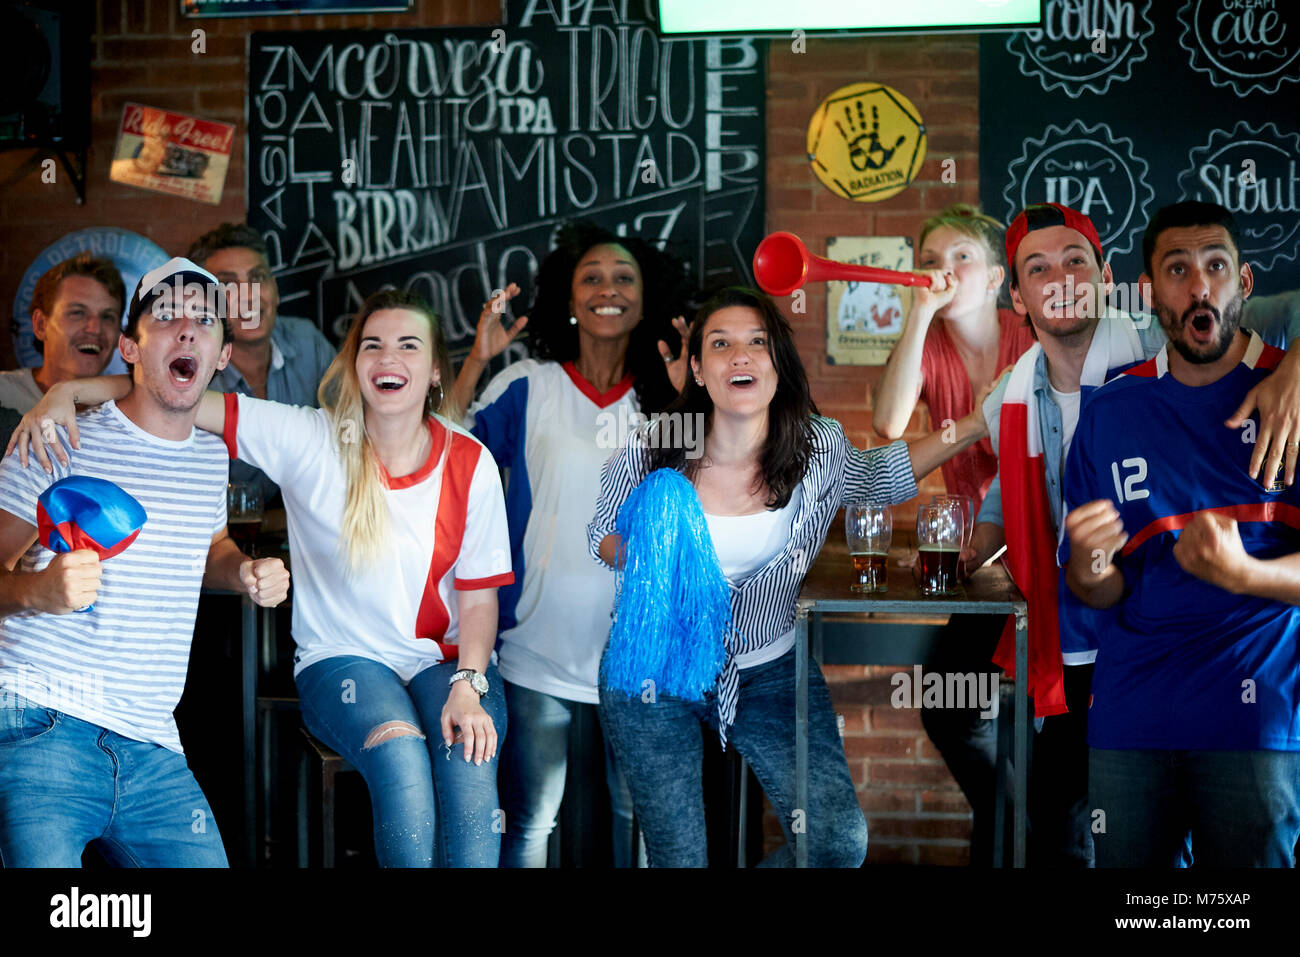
427 382 443 414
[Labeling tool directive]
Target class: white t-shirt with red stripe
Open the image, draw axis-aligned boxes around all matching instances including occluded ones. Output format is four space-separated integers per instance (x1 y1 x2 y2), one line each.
223 393 514 680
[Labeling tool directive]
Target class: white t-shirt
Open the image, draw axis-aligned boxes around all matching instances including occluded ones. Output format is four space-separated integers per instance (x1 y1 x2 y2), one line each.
1048 381 1082 473
465 359 640 704
705 488 802 670
705 488 802 581
0 368 44 413
0 401 228 753
223 394 514 681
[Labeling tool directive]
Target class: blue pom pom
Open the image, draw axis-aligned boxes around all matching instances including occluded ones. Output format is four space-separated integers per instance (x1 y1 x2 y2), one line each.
602 468 732 702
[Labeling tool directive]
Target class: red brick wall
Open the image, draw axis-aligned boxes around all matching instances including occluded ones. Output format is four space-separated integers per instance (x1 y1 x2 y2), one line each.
765 36 981 866
0 1 982 865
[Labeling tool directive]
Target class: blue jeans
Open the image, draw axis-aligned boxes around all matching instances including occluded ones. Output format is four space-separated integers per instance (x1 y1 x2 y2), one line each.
1090 748 1300 867
499 680 646 867
598 649 867 867
0 693 227 867
296 655 506 867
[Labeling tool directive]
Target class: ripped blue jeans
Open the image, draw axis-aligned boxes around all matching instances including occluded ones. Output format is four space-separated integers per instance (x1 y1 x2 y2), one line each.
295 655 506 867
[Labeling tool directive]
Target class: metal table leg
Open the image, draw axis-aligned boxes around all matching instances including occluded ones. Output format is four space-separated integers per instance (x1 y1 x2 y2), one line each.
1013 603 1028 868
794 600 811 868
241 594 257 869
258 604 276 864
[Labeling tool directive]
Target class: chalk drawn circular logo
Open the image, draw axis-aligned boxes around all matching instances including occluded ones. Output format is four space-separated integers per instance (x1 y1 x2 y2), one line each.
1176 122 1300 273
1005 0 1155 98
1177 0 1300 96
11 227 166 370
806 83 926 203
1003 120 1155 259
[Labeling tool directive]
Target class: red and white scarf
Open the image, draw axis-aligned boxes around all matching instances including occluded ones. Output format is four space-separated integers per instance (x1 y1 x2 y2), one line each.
992 313 1144 716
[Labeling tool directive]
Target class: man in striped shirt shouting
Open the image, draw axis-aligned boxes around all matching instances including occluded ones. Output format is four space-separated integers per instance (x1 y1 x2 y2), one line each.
0 258 289 868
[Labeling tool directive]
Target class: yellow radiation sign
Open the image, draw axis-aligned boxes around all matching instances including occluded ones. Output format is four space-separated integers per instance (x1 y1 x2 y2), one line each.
807 83 927 203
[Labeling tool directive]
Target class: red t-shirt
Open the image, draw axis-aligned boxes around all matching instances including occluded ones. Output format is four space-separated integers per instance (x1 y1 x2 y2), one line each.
918 308 1037 507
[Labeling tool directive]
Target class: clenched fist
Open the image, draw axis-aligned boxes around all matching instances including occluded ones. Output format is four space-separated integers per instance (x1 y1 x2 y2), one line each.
37 549 103 614
1173 511 1250 593
909 269 960 319
239 557 290 608
1064 500 1128 583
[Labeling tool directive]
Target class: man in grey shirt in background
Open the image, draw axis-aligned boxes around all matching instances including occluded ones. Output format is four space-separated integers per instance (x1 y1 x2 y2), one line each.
186 223 337 506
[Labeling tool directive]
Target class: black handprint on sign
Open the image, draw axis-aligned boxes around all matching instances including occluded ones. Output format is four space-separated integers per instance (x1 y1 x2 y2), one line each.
835 101 907 172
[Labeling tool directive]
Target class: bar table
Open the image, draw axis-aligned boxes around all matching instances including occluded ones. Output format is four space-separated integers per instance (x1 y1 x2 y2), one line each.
793 532 1029 867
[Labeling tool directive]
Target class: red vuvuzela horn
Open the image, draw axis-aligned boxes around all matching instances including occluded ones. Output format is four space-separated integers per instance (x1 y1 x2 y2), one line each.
752 232 933 297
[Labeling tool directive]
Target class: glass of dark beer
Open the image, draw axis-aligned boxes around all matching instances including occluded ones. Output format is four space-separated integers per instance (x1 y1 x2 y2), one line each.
932 493 975 555
845 503 891 593
227 482 264 557
916 503 962 596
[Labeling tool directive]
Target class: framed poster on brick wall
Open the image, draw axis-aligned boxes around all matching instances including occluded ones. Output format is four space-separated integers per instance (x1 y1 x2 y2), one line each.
825 236 914 366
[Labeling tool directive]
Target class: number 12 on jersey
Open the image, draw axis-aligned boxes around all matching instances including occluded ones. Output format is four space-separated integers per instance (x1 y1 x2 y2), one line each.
1111 457 1149 504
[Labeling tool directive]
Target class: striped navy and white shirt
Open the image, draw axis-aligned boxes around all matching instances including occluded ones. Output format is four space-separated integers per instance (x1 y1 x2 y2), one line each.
0 401 228 753
588 415 917 741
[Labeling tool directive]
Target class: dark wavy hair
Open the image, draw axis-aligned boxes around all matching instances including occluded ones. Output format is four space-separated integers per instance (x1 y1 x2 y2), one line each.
186 222 270 267
527 221 690 414
647 287 817 509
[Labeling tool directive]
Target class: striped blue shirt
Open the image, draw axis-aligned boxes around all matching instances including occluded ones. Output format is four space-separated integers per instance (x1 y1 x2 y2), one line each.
0 401 228 753
588 415 917 742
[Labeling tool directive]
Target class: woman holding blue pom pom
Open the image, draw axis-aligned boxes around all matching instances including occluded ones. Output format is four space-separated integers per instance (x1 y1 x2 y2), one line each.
589 286 992 867
449 221 692 868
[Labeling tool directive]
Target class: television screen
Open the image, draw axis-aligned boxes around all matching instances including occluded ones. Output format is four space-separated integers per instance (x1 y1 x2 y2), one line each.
656 0 1042 35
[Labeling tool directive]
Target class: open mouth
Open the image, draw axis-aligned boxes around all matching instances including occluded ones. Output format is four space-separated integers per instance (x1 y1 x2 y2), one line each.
169 355 197 384
76 342 104 356
1187 308 1218 342
373 374 408 392
728 374 756 389
591 305 625 317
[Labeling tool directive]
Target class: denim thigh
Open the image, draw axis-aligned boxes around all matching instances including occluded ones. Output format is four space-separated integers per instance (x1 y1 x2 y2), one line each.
1184 749 1300 867
407 660 506 868
0 695 226 867
1090 748 1194 868
727 650 868 868
598 683 710 867
499 680 573 867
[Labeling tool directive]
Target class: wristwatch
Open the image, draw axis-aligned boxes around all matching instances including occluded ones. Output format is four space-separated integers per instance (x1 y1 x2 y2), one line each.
449 668 489 697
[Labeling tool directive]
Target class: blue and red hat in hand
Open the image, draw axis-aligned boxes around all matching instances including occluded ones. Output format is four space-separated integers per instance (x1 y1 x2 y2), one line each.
37 476 147 611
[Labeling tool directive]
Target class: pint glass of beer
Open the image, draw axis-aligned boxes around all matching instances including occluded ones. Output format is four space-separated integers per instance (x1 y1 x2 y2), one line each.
916 503 962 596
227 482 264 557
845 503 891 593
932 493 974 554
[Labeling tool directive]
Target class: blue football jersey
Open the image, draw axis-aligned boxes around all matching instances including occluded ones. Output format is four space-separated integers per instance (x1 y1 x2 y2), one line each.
1062 332 1300 751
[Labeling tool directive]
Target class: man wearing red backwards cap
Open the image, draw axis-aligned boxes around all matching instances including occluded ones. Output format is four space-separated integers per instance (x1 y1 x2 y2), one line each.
0 257 289 867
947 203 1300 866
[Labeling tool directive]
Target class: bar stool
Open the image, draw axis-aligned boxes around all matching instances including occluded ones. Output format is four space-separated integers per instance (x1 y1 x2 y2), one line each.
298 726 358 868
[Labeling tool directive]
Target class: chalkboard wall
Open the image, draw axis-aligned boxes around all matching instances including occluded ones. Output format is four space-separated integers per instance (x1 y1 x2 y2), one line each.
980 0 1299 297
246 1 766 358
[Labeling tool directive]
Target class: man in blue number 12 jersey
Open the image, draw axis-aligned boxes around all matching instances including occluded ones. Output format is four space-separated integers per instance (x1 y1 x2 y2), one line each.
1062 201 1300 867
